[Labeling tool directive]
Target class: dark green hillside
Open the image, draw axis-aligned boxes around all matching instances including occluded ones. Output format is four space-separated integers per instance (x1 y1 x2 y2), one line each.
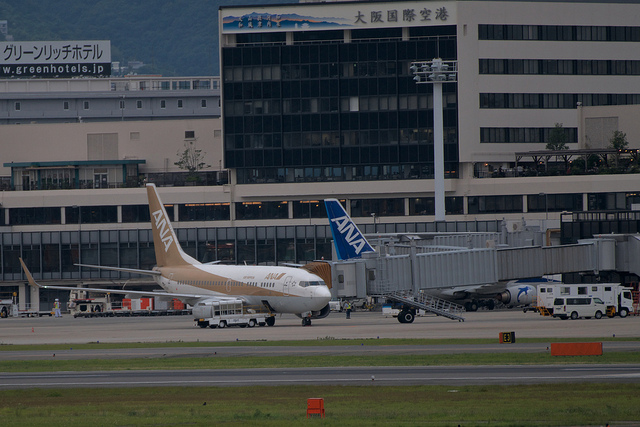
0 0 296 76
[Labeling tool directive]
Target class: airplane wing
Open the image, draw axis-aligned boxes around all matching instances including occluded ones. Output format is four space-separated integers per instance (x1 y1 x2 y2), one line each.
436 283 505 299
19 258 239 306
75 263 162 277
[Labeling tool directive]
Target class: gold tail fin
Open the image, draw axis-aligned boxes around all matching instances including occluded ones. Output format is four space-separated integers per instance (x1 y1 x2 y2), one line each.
146 183 198 267
19 257 40 288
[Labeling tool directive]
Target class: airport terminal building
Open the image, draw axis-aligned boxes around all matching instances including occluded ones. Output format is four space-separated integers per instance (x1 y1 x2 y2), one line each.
218 0 640 216
2 0 640 306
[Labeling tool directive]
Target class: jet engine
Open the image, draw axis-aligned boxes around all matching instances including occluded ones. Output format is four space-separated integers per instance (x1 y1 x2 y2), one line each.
295 303 331 320
497 285 536 307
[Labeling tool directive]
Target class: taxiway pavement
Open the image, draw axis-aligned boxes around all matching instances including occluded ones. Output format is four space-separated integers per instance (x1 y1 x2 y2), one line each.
1 309 638 346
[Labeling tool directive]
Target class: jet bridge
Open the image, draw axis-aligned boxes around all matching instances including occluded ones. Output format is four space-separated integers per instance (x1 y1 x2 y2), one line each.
331 232 637 315
496 243 599 281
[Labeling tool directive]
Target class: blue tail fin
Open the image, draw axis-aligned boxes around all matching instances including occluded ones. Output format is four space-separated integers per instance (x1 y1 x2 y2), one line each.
324 199 375 260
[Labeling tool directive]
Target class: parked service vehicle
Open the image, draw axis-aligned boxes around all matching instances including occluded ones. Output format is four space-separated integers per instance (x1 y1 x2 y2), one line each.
552 296 606 320
537 283 634 317
1 294 51 318
68 289 115 317
67 290 177 318
193 299 273 328
0 297 17 318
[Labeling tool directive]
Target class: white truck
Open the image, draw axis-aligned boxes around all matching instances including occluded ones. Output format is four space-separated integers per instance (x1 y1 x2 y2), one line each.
537 283 634 318
193 299 273 329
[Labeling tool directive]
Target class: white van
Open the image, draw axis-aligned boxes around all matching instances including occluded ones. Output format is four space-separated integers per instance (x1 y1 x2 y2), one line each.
552 297 606 320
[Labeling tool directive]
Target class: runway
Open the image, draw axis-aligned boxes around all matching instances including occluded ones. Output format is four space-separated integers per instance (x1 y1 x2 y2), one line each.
2 364 640 389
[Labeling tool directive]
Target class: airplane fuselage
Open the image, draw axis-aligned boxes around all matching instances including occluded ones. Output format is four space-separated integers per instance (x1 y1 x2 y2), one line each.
154 264 331 314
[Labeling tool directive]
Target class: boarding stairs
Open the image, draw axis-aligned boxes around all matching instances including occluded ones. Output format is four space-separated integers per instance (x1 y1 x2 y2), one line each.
384 290 465 322
533 297 553 317
537 306 552 317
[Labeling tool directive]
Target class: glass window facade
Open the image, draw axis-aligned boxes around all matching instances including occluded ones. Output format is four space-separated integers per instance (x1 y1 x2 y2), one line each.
292 201 326 219
410 197 464 215
122 205 151 223
65 206 117 224
178 203 230 221
9 207 61 225
468 195 523 214
588 192 627 211
222 27 459 184
480 127 578 144
527 193 583 212
479 24 640 42
235 201 288 220
1 219 507 279
480 93 640 109
350 198 404 217
480 59 640 76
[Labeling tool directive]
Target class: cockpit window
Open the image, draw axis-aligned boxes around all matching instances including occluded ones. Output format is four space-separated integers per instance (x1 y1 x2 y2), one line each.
298 281 325 287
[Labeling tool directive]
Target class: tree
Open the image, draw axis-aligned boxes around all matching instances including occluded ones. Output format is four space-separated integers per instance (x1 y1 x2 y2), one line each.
546 123 568 151
609 130 628 150
609 130 629 169
174 140 210 180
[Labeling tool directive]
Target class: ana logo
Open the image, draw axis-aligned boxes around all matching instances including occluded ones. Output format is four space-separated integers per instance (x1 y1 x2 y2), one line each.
331 215 368 255
265 272 286 280
517 286 531 302
152 209 174 252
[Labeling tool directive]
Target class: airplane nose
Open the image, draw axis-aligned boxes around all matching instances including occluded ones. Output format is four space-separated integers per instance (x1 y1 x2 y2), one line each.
317 286 332 302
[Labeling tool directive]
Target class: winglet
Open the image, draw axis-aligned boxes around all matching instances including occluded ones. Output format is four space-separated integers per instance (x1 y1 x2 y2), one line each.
324 199 375 260
146 183 199 267
19 257 41 288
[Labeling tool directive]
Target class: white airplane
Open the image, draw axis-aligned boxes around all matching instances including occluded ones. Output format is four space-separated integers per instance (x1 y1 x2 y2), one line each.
433 277 556 311
324 198 552 312
20 184 332 326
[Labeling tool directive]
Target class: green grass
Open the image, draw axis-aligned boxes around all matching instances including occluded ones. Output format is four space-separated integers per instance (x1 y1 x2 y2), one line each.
1 384 639 426
2 351 640 373
2 336 638 352
2 337 640 372
2 338 639 425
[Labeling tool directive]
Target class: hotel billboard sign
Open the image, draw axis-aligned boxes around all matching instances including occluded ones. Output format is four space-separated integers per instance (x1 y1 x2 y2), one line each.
0 40 111 78
221 1 456 34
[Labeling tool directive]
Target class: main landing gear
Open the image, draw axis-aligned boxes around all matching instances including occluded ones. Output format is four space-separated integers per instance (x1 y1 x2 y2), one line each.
397 309 415 324
302 317 312 326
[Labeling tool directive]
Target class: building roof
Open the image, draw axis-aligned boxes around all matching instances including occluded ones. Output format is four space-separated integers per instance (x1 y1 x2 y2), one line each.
3 159 145 168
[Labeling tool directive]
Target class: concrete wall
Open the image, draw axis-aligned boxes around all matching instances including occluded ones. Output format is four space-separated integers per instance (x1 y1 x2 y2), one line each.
456 1 640 164
579 104 640 149
0 118 222 176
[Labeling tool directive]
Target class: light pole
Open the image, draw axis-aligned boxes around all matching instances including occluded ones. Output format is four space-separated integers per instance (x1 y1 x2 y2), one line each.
72 205 81 264
539 192 548 221
410 58 457 222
